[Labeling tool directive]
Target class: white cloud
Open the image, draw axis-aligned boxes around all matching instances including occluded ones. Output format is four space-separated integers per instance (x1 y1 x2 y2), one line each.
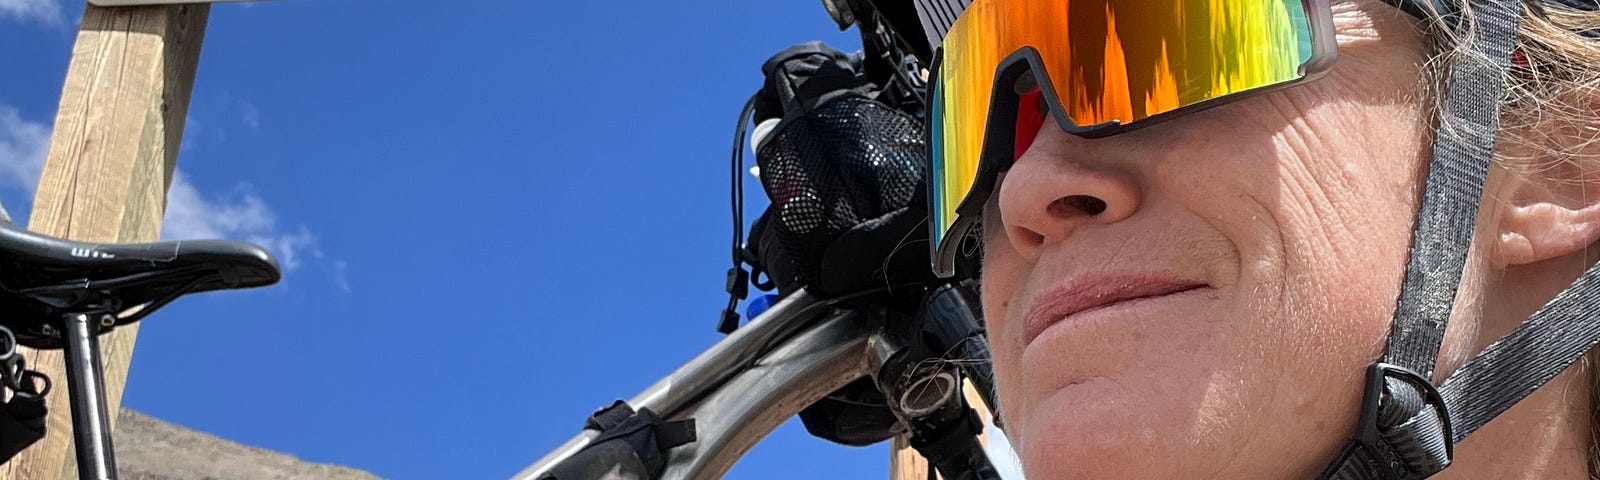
329 260 350 294
162 173 322 273
0 102 343 289
181 115 204 151
0 0 60 24
185 94 263 150
239 101 260 130
217 92 260 132
0 105 50 195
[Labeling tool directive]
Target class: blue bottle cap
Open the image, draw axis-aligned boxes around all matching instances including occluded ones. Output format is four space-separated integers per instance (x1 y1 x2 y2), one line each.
745 293 780 320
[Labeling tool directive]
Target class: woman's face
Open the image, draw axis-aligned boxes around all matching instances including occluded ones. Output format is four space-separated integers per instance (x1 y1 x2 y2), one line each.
979 2 1436 478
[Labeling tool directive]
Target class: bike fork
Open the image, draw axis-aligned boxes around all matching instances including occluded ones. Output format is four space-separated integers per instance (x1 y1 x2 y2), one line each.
60 312 118 480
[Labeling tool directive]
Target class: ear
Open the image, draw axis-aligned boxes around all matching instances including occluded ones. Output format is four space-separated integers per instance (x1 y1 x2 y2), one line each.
1494 168 1600 267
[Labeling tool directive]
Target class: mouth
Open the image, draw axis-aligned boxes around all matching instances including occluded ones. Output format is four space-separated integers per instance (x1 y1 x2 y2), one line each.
1022 276 1210 347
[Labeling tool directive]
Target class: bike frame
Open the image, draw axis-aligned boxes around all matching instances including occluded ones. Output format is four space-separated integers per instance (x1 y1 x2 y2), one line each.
514 290 911 479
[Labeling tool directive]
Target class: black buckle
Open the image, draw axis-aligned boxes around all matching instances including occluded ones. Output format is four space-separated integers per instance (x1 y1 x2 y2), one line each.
1318 363 1454 480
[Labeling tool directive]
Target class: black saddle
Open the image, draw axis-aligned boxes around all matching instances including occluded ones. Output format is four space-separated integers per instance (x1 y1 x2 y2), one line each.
0 221 280 349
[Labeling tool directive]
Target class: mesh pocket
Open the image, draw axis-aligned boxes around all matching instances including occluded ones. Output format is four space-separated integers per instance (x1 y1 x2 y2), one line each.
756 93 926 291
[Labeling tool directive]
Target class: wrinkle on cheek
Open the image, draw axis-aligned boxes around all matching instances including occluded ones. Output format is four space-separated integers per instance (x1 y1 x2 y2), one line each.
1232 190 1312 353
1233 125 1349 274
1261 90 1405 272
1278 144 1363 259
1266 97 1423 301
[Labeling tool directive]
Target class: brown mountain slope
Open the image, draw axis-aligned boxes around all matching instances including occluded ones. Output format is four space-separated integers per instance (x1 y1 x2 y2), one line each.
115 409 383 480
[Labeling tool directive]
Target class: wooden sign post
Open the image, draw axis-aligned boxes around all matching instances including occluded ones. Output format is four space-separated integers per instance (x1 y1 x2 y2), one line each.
0 4 207 479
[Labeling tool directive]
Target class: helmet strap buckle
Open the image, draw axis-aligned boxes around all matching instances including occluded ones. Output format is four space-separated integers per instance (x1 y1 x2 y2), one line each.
1318 363 1454 480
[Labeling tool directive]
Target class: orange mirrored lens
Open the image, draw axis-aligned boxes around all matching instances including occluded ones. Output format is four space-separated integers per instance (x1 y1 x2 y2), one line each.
930 0 1326 275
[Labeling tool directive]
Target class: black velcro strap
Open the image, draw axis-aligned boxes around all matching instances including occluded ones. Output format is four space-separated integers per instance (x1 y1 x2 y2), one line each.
585 400 636 432
1440 262 1600 442
544 403 696 480
585 407 696 476
649 418 697 449
0 324 46 464
0 390 47 463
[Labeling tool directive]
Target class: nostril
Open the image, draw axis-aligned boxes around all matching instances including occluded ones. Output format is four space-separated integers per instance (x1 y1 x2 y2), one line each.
1049 195 1108 218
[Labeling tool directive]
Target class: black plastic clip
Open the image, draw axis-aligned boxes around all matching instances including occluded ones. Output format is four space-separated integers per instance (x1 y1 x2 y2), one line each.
725 267 750 300
1318 363 1454 480
719 267 752 334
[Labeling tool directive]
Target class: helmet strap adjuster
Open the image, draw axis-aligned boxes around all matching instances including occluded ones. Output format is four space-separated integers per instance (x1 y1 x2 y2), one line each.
1319 363 1454 480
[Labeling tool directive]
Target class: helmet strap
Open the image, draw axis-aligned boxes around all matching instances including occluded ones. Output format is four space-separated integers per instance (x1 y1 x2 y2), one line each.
1314 0 1600 478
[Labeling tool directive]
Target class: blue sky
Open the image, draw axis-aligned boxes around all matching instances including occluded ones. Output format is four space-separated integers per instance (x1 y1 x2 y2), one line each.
0 1 917 478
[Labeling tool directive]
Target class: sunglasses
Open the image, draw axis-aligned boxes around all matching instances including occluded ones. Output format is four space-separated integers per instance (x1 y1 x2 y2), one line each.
927 0 1340 277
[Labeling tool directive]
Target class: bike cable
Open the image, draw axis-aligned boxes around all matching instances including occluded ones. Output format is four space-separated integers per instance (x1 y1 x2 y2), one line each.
719 94 762 334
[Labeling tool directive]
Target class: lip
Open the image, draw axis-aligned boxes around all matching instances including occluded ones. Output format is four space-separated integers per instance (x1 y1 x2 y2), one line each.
1022 276 1209 347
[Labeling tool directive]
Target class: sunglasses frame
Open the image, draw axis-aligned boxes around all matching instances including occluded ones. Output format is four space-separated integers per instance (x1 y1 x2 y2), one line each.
927 0 1342 277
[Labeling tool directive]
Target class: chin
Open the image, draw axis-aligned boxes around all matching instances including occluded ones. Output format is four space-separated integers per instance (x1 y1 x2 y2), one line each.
1010 381 1219 479
1017 438 1206 480
1009 379 1341 480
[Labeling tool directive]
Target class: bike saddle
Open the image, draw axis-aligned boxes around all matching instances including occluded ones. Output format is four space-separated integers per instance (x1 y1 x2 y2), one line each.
0 221 281 349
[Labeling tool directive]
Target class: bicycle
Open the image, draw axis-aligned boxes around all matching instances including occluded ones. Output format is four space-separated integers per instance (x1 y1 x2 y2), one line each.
514 1 1004 478
0 214 282 480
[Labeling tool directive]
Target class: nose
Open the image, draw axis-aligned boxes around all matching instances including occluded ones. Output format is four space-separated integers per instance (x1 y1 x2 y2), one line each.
995 133 1142 261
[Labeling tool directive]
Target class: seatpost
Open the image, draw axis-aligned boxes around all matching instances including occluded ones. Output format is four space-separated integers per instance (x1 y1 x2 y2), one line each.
60 311 118 480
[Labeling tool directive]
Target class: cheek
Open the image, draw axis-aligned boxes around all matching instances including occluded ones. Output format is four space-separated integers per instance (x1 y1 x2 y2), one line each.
1175 86 1425 461
980 197 1028 419
1241 96 1423 346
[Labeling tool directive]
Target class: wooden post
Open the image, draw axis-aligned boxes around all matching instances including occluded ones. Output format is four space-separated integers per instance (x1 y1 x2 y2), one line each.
891 434 934 480
889 382 993 480
0 4 207 480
